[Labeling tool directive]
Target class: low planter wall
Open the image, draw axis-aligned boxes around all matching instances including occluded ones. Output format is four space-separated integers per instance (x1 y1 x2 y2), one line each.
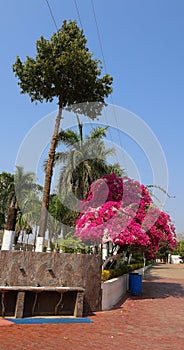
101 273 129 310
101 265 151 310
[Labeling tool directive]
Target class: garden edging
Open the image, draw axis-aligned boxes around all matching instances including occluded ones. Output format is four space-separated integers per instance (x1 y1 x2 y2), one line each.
101 265 151 310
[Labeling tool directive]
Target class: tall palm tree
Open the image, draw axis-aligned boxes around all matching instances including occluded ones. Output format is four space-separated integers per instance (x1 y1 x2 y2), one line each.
15 213 32 249
1 166 36 250
0 172 14 246
18 188 42 250
43 120 122 243
0 172 15 216
55 118 116 201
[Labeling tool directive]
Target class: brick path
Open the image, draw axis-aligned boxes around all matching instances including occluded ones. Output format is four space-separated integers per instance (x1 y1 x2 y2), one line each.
0 263 184 350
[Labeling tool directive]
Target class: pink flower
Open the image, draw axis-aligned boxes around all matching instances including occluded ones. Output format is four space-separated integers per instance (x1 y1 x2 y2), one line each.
74 174 176 255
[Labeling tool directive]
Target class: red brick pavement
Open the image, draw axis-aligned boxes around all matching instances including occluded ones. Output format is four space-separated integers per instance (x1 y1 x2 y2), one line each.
0 264 184 350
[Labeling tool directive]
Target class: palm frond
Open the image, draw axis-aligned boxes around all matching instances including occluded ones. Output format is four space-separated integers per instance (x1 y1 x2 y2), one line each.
87 126 108 139
57 129 79 147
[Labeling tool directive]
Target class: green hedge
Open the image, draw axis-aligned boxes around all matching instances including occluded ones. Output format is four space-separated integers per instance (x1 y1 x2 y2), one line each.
102 262 149 282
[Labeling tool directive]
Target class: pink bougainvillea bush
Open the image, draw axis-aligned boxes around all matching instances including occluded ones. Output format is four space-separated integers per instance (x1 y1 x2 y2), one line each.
75 174 176 257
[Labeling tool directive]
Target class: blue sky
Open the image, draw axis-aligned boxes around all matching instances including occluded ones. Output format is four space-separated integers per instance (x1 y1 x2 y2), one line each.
1 0 184 234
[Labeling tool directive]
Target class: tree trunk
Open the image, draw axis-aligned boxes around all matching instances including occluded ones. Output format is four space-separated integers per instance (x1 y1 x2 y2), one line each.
33 225 38 251
1 207 17 250
128 252 132 264
36 105 63 252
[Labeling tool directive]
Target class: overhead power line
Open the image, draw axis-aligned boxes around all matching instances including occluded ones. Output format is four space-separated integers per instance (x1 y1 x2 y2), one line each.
73 0 83 30
91 0 107 73
45 0 58 31
90 0 127 172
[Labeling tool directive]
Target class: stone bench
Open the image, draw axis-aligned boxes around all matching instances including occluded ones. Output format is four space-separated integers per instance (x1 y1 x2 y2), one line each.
0 286 85 318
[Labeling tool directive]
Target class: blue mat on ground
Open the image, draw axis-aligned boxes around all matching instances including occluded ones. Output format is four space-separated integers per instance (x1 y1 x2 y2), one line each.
5 317 93 325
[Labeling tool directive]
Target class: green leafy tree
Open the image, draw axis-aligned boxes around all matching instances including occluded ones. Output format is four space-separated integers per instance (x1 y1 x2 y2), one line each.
156 242 174 263
59 232 87 253
13 20 113 251
173 240 184 259
178 241 184 259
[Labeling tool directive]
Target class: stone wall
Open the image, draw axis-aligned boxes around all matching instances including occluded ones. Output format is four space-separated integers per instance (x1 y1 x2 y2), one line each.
0 251 102 315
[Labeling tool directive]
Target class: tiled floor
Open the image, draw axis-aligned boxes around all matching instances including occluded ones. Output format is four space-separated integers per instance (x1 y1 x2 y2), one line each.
0 263 184 349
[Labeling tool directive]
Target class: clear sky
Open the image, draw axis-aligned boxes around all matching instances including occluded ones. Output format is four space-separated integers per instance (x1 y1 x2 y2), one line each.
0 0 184 234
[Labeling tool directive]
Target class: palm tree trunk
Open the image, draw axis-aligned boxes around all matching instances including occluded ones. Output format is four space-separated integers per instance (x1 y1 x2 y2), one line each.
33 224 38 251
35 105 63 252
1 207 17 250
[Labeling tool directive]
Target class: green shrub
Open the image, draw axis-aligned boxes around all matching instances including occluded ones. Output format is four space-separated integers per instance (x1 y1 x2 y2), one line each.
102 262 147 282
59 236 88 254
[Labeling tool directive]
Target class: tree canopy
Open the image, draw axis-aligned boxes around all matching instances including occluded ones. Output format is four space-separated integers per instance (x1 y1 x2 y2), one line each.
13 20 113 114
75 173 177 258
54 119 121 200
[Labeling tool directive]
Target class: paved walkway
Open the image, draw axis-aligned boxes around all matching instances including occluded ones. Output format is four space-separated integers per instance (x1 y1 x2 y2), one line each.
0 263 184 349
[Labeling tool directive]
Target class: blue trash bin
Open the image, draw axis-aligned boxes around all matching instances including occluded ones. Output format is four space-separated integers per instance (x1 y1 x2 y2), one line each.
129 272 142 295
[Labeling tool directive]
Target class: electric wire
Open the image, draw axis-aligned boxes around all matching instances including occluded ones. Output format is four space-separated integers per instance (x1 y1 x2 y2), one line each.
73 0 96 135
90 0 127 172
45 0 58 31
91 0 124 148
91 0 107 73
73 0 84 30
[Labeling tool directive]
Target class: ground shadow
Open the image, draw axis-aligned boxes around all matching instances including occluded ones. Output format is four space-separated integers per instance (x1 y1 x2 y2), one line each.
111 280 184 312
140 280 184 300
142 262 184 281
111 267 184 311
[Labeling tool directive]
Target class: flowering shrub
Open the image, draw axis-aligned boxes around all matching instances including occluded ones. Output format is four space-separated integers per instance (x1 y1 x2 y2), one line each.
101 263 145 282
75 174 176 257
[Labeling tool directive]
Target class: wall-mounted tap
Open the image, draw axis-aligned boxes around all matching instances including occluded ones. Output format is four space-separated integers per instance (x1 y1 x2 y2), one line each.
19 264 26 277
47 263 55 278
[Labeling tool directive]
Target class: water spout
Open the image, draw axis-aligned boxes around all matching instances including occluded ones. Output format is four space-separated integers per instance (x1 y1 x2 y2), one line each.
19 266 25 272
